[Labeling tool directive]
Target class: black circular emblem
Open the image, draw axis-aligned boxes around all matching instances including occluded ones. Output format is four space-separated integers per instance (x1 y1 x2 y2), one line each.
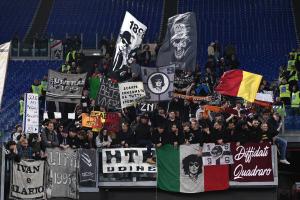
210 145 223 157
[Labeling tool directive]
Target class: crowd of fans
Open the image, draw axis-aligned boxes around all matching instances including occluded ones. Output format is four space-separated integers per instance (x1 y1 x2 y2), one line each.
5 40 293 167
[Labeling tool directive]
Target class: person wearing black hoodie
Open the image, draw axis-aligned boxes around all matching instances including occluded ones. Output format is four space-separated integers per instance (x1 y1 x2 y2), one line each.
117 122 134 148
134 114 155 164
170 124 185 147
247 119 261 143
211 121 224 145
233 120 249 146
152 125 172 148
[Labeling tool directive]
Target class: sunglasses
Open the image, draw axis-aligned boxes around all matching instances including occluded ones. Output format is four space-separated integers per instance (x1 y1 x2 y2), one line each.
189 162 199 167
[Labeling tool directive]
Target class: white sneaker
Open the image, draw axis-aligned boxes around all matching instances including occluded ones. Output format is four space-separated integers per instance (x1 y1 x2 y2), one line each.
279 159 290 165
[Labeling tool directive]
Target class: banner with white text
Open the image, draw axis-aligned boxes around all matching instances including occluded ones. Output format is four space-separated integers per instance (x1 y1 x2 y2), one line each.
230 143 274 182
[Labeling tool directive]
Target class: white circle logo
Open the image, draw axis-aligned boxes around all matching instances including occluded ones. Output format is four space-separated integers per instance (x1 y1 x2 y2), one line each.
147 72 170 94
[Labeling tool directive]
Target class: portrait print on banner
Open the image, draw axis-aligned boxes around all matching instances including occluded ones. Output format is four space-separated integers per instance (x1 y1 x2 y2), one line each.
141 64 175 102
112 11 147 80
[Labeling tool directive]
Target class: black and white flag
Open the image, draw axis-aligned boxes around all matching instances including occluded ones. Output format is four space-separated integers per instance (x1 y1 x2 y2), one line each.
96 76 121 110
46 69 87 104
79 149 97 183
141 64 175 102
46 148 79 199
156 12 197 72
112 11 147 80
102 148 156 173
202 143 233 166
10 160 46 200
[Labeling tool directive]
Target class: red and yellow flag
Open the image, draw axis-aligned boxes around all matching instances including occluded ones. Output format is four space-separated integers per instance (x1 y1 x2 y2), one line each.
215 70 262 102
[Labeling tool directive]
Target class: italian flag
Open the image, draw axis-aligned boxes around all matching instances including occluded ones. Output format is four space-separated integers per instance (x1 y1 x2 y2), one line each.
157 144 229 193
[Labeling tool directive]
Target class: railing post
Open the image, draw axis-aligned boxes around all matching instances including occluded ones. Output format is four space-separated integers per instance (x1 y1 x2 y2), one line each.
0 147 5 200
17 40 20 57
81 33 83 51
96 33 98 50
33 40 36 57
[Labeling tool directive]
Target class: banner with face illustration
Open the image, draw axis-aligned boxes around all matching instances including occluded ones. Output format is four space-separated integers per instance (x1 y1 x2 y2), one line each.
112 11 147 80
156 12 197 72
141 65 175 102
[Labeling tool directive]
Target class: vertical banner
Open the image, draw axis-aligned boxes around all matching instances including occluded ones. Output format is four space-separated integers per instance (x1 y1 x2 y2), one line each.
0 42 10 108
96 77 121 110
79 149 97 183
23 93 39 134
141 64 175 102
112 11 147 79
230 143 274 182
9 160 46 200
156 12 197 72
50 39 63 59
119 82 146 109
46 148 79 199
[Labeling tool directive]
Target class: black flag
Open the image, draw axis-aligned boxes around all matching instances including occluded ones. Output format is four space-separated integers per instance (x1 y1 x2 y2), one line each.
156 12 197 72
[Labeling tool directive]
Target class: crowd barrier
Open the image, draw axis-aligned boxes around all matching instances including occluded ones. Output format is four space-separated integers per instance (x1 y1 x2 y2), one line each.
0 143 278 199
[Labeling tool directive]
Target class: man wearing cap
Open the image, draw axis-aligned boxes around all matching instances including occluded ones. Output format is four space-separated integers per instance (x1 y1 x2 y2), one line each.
112 31 132 72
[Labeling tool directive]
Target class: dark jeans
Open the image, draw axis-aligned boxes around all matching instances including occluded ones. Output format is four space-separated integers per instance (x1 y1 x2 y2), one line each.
137 140 153 158
275 137 287 160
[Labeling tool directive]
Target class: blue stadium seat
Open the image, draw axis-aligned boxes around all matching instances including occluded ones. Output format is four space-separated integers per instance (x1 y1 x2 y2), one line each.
178 0 297 80
46 0 163 48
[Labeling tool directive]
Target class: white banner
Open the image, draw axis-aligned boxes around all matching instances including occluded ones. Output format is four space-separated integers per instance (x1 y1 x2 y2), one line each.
23 93 39 134
119 82 146 109
255 93 273 103
202 143 233 166
10 160 46 199
0 42 10 108
102 148 156 173
112 11 147 76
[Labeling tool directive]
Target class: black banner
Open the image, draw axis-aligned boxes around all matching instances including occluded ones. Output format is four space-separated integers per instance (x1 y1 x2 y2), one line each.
79 149 97 183
96 77 121 110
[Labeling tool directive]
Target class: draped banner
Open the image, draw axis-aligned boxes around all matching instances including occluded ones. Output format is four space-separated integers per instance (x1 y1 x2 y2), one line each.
202 143 233 166
104 112 120 132
10 160 46 200
0 42 10 108
230 143 274 182
79 149 97 183
102 148 156 173
96 77 121 110
81 113 103 129
23 93 39 134
46 69 87 103
119 82 146 109
156 12 197 72
141 65 175 102
112 11 147 80
157 144 229 193
46 148 79 199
